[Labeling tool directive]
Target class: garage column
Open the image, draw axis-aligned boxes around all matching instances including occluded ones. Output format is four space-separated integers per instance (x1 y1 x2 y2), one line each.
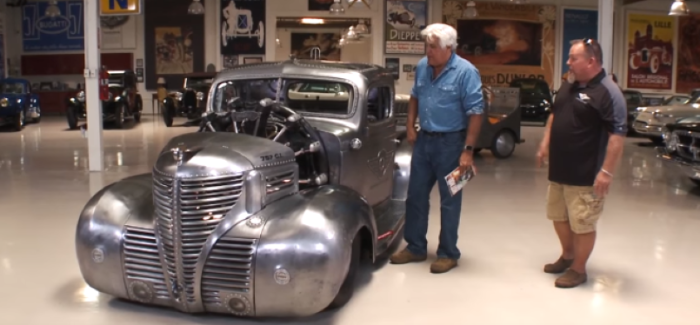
84 0 104 171
598 0 614 74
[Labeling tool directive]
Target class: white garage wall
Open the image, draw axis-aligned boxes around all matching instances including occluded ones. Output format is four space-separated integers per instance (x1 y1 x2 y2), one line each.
3 0 697 110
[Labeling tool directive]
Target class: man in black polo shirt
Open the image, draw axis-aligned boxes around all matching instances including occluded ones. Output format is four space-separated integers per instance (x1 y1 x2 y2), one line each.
536 39 626 288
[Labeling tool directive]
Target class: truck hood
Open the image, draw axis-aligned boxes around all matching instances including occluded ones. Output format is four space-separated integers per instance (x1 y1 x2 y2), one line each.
154 132 295 178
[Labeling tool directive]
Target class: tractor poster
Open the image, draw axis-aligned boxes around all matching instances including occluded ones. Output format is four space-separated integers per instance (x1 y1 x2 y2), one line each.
220 0 266 55
676 13 700 94
624 13 675 91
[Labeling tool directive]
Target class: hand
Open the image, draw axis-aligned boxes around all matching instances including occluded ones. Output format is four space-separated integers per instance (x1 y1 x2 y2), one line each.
536 143 549 168
593 171 612 198
460 151 477 176
406 127 417 145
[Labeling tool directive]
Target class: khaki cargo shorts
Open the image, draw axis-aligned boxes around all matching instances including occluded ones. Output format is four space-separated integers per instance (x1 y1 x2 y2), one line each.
546 181 605 234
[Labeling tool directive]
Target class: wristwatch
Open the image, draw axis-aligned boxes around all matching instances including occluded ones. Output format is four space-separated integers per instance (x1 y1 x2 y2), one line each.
463 145 474 152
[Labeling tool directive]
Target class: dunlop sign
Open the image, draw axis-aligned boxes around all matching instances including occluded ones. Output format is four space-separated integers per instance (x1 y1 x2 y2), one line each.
100 0 141 16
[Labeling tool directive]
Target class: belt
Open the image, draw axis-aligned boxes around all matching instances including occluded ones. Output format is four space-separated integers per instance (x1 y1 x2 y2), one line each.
420 129 465 136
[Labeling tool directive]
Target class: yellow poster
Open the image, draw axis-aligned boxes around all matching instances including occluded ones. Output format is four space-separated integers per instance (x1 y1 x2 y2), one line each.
625 13 675 90
442 1 556 89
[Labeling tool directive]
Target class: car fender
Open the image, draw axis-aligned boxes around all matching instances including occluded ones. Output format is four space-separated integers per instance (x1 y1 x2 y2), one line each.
392 135 413 200
249 185 375 317
75 173 154 300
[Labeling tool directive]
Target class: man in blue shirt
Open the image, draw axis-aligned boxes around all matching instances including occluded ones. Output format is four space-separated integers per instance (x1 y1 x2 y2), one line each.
390 23 484 274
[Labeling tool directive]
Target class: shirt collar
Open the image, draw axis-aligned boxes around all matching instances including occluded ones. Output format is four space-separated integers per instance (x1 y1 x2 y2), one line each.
428 52 458 75
574 69 607 89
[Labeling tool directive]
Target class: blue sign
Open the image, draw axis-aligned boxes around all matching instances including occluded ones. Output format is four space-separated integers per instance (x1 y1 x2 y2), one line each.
561 8 598 75
22 1 84 52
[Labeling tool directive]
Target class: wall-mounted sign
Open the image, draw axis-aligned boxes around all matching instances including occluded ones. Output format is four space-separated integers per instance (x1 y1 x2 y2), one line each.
385 0 427 55
22 0 84 52
220 0 266 55
100 0 142 16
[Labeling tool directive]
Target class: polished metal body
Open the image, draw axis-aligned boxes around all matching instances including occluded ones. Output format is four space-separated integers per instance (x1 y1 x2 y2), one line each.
394 86 524 158
657 116 700 186
633 94 700 139
76 60 409 318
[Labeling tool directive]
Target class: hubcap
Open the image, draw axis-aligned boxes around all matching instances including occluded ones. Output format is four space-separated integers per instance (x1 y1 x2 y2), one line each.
495 132 515 156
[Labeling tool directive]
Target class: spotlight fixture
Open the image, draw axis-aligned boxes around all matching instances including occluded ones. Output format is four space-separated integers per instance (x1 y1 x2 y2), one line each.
669 0 689 16
45 0 60 17
329 0 345 15
462 1 477 19
188 0 205 15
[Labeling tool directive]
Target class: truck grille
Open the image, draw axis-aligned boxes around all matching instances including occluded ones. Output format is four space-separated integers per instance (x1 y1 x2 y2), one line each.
394 99 408 117
201 237 257 304
675 130 700 162
123 227 169 299
152 170 245 304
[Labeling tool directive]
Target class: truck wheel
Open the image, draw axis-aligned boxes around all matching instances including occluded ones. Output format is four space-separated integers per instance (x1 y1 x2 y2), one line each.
326 233 360 310
114 104 125 129
491 129 516 159
67 107 78 130
13 110 24 131
163 105 174 127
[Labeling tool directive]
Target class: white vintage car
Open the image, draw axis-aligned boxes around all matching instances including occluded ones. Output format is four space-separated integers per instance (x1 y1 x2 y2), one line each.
632 93 700 143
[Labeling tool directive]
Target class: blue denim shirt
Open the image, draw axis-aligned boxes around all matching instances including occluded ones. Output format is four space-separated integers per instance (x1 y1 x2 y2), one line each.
410 53 484 132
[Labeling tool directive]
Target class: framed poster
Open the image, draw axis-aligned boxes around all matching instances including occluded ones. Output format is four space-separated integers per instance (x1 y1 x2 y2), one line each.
443 1 556 88
385 0 428 55
561 8 598 78
220 0 266 55
290 33 341 60
624 11 676 92
676 13 700 94
21 0 85 52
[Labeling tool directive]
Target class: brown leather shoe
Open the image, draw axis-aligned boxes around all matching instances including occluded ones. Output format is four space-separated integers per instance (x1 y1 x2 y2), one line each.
555 269 587 288
544 256 573 274
430 258 458 274
389 248 427 264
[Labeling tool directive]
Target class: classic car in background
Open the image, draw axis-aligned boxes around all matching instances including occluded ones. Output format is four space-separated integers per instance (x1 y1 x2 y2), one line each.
75 60 409 318
508 77 552 124
394 86 524 159
657 116 700 187
162 72 216 127
623 89 645 128
633 91 700 143
0 78 41 131
66 70 143 129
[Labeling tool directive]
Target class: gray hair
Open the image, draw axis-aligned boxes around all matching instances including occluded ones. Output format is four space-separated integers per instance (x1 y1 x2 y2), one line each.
420 23 458 49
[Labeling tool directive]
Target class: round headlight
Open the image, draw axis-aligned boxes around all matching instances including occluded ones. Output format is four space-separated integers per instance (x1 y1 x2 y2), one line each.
665 132 679 152
0 98 8 107
77 91 85 102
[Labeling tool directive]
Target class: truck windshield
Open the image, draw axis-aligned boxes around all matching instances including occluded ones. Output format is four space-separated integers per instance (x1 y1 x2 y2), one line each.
0 82 24 94
212 78 353 116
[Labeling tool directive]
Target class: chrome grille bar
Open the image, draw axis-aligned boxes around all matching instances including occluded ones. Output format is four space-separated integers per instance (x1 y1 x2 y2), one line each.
123 227 169 299
674 130 700 162
202 237 256 304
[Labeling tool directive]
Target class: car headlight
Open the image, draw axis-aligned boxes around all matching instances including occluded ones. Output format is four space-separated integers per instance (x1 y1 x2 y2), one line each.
662 128 679 152
77 91 85 102
197 92 204 101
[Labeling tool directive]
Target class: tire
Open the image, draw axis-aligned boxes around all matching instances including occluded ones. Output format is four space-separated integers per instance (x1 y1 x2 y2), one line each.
66 107 78 130
134 96 143 123
163 104 174 127
114 104 125 129
490 129 516 159
691 178 700 187
13 110 24 131
326 233 361 310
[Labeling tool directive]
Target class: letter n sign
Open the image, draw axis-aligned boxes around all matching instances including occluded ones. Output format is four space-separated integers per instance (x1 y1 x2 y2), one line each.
100 0 141 16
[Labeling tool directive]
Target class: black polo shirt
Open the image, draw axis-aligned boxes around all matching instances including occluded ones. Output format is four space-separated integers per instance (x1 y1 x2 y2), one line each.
549 69 627 186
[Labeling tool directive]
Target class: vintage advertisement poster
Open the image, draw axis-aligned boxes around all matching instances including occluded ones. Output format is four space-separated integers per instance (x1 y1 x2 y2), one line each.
561 8 598 77
154 27 194 75
442 1 556 89
676 14 700 93
625 13 675 90
385 0 428 55
220 0 266 55
290 33 341 60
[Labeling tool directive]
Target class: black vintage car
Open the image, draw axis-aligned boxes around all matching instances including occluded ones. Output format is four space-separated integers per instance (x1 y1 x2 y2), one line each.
657 116 700 187
509 78 552 124
66 70 143 129
162 72 216 127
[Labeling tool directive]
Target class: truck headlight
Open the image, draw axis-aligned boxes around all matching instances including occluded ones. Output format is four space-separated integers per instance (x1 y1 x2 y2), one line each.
662 128 679 152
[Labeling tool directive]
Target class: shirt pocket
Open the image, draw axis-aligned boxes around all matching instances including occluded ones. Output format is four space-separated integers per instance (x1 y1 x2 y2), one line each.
436 84 460 105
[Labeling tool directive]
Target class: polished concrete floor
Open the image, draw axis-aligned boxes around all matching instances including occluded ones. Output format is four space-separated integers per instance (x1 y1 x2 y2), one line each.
1 116 699 325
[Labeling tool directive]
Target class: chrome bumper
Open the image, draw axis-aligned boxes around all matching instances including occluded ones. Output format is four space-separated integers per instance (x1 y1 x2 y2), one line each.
656 147 700 180
633 121 663 137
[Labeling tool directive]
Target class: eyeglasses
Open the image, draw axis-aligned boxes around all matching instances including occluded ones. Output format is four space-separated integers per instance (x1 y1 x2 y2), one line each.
579 38 603 63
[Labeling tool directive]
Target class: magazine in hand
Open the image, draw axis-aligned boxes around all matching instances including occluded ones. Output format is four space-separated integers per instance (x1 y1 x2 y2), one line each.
445 166 474 196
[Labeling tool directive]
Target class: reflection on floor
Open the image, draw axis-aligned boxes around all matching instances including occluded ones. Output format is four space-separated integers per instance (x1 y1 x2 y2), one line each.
0 117 699 325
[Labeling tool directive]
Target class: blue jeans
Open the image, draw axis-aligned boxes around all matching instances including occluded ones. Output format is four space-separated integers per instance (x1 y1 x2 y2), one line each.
404 130 465 260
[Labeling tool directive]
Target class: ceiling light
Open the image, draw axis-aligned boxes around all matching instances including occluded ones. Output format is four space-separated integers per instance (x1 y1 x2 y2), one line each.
355 19 369 34
669 0 689 16
301 18 324 24
462 1 477 19
45 0 60 17
330 0 345 15
188 0 205 15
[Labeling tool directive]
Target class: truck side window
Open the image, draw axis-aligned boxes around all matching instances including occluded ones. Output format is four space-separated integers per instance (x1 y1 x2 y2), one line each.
367 86 391 123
